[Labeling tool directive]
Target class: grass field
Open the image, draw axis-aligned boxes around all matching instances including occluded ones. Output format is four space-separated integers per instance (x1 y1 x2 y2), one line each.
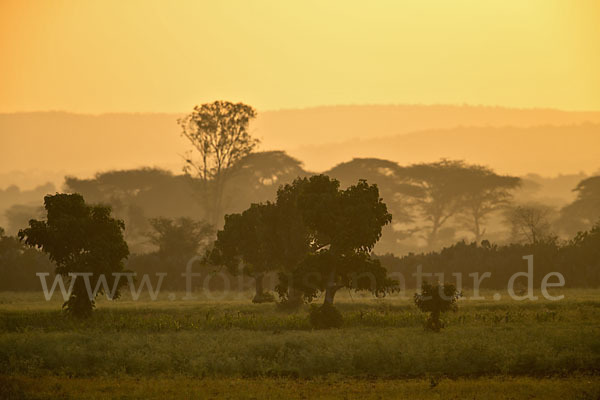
1 289 599 398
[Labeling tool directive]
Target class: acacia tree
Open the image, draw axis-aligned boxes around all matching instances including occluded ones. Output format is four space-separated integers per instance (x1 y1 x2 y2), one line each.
178 101 259 226
399 160 471 247
18 193 129 317
209 202 280 303
457 166 520 243
399 160 520 247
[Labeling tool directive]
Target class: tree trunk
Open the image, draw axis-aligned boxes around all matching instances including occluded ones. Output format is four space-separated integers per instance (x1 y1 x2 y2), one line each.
254 273 264 297
428 223 439 248
323 269 338 305
474 214 481 243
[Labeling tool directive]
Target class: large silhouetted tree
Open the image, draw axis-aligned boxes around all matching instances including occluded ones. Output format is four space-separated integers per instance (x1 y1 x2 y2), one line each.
18 193 129 317
179 101 259 226
275 175 394 316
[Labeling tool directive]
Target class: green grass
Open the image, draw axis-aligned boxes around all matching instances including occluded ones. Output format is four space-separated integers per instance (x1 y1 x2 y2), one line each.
0 289 599 397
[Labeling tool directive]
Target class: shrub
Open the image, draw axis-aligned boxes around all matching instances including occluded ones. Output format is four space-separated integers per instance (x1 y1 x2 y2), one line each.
414 281 461 332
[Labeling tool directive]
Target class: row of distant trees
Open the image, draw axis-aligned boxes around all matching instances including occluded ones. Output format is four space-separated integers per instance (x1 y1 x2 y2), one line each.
0 102 597 256
378 220 600 290
4 160 597 255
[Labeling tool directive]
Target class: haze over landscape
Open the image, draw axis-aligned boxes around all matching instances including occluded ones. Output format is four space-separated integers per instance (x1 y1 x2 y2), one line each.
2 1 600 398
2 105 600 190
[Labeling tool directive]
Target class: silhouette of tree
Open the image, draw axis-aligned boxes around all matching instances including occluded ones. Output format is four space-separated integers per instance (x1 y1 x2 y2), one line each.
179 101 259 226
505 203 555 244
18 193 129 317
414 281 461 332
558 176 600 235
327 158 424 253
65 168 205 251
223 151 307 215
275 175 394 312
457 166 520 243
397 160 519 248
210 202 280 303
398 160 471 247
0 225 54 291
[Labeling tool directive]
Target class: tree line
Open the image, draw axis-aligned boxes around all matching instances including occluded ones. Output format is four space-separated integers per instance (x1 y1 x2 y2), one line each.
1 101 599 301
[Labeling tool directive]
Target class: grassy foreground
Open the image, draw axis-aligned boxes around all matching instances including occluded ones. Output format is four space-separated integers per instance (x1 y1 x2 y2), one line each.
1 289 599 398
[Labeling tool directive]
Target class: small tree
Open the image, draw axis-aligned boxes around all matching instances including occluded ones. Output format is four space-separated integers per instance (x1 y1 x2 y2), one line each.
505 203 555 244
18 193 129 318
414 281 461 332
179 101 259 226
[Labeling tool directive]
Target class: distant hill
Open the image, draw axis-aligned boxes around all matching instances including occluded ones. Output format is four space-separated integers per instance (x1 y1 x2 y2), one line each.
1 105 600 189
288 123 600 174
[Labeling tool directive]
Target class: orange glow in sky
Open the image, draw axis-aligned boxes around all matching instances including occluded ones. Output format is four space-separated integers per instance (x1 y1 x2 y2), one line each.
1 0 599 113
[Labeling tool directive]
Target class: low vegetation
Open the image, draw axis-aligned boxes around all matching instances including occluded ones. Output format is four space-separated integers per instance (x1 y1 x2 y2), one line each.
0 291 598 386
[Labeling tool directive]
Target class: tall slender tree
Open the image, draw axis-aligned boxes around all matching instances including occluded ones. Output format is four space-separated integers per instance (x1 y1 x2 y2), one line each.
179 101 259 226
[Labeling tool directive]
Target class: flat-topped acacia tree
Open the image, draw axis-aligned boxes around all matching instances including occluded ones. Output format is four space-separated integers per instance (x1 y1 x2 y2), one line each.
19 193 129 318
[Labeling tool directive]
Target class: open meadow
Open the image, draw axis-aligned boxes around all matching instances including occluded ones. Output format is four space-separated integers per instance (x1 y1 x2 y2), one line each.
1 289 599 399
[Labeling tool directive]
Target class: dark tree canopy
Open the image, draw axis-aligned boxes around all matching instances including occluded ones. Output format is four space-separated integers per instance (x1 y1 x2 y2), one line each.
18 193 129 317
274 175 394 306
558 176 600 235
210 202 281 302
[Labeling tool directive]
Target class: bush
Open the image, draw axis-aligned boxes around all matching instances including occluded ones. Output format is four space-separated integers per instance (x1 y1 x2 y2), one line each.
309 303 343 329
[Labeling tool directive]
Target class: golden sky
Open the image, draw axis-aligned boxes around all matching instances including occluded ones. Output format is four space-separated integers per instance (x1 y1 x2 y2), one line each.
1 0 599 113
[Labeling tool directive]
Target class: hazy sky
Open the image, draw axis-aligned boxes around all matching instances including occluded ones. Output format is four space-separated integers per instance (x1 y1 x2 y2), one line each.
1 0 599 113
